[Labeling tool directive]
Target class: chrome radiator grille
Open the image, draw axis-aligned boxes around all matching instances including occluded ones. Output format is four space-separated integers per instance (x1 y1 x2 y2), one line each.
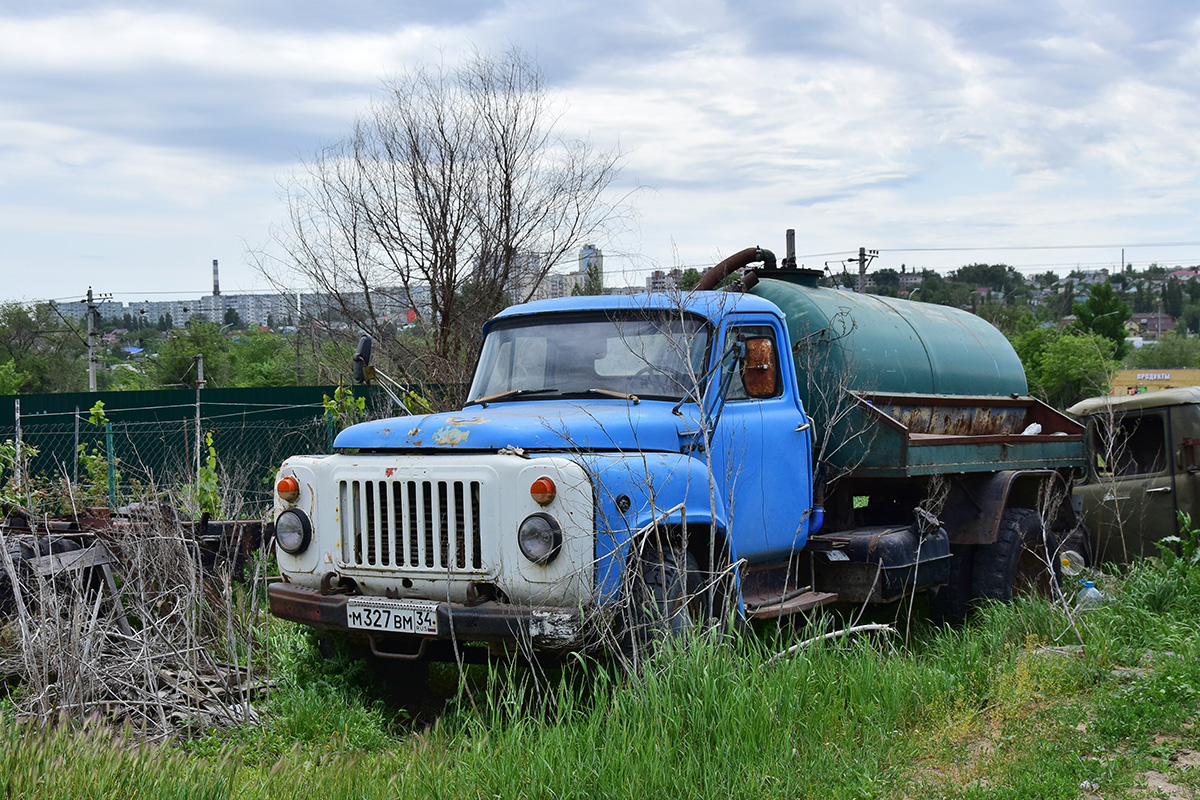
339 479 484 571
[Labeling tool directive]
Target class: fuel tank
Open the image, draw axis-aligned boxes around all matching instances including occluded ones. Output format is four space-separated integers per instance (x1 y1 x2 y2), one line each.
749 270 1027 409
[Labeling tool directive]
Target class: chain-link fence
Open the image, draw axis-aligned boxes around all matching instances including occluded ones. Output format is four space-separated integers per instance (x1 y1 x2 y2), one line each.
1 386 385 517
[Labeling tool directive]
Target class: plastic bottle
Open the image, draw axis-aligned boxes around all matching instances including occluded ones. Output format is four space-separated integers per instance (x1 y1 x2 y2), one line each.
1076 580 1104 610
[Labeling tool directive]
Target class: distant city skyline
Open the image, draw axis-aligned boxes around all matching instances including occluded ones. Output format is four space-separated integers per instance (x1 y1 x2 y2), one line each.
50 244 616 326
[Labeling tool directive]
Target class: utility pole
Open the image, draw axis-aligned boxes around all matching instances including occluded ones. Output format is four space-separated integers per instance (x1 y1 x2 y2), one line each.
82 287 112 392
294 291 302 386
86 287 97 392
850 247 879 293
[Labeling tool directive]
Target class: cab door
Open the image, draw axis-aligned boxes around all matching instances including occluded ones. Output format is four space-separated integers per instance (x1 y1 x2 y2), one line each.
1167 404 1200 546
1076 409 1176 562
706 317 814 560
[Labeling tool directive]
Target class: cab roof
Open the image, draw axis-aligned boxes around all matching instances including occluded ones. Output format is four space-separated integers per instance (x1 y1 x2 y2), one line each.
485 291 781 334
1068 386 1200 416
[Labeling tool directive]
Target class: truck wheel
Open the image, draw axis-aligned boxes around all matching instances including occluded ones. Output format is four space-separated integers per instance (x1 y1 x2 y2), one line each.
929 544 974 626
621 545 705 659
970 509 1059 604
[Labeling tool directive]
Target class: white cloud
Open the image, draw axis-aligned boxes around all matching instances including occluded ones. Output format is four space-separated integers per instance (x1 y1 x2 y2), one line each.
3 1 1200 302
0 10 443 83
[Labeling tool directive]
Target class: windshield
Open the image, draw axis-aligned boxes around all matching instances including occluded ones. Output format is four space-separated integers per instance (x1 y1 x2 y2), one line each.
467 312 712 403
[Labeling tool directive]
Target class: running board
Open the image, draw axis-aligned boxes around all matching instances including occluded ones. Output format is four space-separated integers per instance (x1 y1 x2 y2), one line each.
744 591 838 620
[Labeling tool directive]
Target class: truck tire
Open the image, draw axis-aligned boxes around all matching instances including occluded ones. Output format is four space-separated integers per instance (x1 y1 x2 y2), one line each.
0 541 34 617
638 546 703 635
970 509 1059 604
929 544 974 626
620 546 705 660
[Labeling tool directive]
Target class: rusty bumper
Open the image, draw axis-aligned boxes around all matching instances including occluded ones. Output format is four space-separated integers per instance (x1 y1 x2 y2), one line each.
268 583 583 652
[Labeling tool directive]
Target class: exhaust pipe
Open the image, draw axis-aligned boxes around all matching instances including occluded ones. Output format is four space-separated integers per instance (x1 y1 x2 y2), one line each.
695 246 776 291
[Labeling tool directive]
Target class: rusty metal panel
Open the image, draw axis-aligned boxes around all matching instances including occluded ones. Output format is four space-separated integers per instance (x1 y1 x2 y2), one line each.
838 392 1085 478
268 582 348 630
745 591 838 620
939 470 1070 546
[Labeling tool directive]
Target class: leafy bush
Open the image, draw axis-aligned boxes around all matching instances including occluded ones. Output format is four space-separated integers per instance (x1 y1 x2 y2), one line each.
1012 327 1116 407
1156 511 1200 576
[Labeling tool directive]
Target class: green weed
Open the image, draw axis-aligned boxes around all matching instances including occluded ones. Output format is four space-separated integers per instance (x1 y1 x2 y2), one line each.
4 559 1200 799
1158 511 1200 574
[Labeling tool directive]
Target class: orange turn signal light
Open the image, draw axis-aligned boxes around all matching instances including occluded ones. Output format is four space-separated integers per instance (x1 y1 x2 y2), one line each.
530 477 556 506
277 475 300 503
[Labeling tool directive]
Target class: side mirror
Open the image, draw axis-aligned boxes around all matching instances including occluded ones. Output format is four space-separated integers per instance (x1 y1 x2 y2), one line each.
353 335 375 384
742 337 777 398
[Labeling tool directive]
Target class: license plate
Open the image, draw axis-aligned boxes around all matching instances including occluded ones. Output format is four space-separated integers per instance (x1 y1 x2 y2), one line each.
346 597 439 635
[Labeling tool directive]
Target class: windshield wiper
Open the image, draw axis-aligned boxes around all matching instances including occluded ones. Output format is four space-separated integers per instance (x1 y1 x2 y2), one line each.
465 388 562 408
581 388 640 404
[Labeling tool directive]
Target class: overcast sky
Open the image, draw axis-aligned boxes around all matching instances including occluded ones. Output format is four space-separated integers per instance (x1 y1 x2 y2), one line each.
3 1 1200 307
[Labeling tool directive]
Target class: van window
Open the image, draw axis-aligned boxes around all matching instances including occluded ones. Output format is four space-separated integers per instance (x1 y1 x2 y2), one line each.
1091 414 1167 477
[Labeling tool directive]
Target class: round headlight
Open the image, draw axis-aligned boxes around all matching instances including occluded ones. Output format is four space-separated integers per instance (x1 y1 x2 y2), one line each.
517 513 562 564
275 508 312 555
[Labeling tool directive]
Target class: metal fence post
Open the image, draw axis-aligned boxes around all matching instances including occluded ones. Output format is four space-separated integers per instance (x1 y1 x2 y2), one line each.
4 386 346 511
195 354 204 478
13 398 21 498
74 405 80 485
105 421 116 509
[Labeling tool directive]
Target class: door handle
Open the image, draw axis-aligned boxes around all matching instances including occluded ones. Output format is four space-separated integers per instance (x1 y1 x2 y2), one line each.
1146 486 1172 494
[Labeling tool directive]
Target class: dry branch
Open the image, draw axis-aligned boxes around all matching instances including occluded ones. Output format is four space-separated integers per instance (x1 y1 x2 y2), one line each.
766 623 897 664
0 508 269 739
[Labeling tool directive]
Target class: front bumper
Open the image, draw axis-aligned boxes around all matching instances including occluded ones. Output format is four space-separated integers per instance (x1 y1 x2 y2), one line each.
268 583 584 654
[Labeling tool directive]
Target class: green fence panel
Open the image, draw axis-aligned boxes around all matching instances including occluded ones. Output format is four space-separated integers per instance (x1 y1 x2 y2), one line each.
0 385 395 515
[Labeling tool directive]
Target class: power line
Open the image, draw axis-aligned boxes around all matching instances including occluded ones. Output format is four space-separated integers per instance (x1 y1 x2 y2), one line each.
611 240 1200 276
880 241 1200 253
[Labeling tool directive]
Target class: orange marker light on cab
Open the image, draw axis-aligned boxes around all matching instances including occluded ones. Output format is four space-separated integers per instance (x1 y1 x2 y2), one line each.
530 477 556 506
277 475 300 504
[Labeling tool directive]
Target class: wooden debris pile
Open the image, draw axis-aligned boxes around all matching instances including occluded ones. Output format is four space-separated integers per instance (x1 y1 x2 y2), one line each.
0 507 271 739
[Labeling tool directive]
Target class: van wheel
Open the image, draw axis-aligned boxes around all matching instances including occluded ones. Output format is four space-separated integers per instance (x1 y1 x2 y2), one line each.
971 509 1060 603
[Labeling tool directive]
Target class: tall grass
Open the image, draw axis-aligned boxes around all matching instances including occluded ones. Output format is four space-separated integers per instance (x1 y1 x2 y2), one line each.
1 723 238 800
4 558 1200 799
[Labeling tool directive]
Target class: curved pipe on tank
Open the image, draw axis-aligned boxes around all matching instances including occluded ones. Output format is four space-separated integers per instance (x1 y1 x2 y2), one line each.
696 247 777 290
807 506 825 536
807 462 828 536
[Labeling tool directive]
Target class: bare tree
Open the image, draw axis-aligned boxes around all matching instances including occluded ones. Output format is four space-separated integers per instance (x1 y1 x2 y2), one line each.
258 48 624 399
